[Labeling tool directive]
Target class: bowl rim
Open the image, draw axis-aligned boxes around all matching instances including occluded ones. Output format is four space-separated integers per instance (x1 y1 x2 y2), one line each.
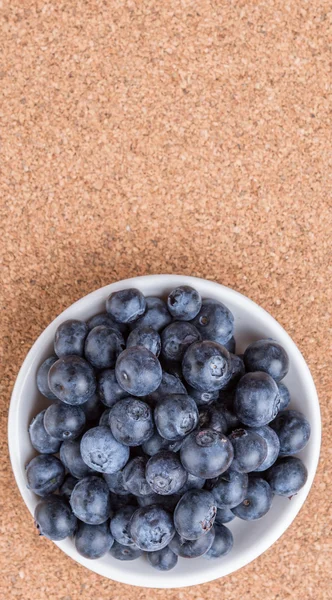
8 274 321 588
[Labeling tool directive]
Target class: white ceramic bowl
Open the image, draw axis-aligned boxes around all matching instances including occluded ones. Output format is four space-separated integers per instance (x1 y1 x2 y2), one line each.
8 275 321 588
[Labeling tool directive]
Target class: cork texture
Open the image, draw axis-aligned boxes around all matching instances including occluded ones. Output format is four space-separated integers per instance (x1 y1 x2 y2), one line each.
0 0 331 598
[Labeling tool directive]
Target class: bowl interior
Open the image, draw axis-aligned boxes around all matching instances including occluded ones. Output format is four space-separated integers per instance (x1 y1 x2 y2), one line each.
8 275 321 588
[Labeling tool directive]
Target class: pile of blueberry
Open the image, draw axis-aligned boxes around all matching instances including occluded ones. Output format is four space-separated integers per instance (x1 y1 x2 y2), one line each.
28 286 310 571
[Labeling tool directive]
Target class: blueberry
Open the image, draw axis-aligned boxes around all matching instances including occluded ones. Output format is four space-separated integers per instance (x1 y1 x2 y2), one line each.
60 438 94 479
87 312 128 335
84 326 125 370
75 521 114 559
182 341 232 392
80 426 129 473
54 319 88 357
186 386 219 407
133 296 172 331
271 409 311 455
142 431 183 456
203 523 233 559
70 476 111 524
81 392 104 422
232 477 273 520
104 470 128 495
161 321 201 362
277 382 291 411
146 546 178 571
229 429 268 473
106 288 146 324
223 354 245 391
34 495 77 540
109 492 137 511
44 403 86 440
137 493 181 512
122 457 152 497
244 339 289 382
178 473 206 493
235 372 280 426
127 327 161 357
59 474 78 500
36 356 58 400
191 299 234 345
48 356 96 406
97 369 128 408
148 371 187 406
159 357 184 380
174 490 217 540
169 528 215 558
180 429 234 479
154 394 199 441
129 505 175 551
110 398 154 447
214 507 235 524
266 456 308 497
208 469 248 508
110 505 138 545
99 408 111 426
29 410 61 454
115 347 162 397
110 541 143 560
167 286 202 321
146 451 187 495
199 405 228 434
248 426 280 471
217 391 240 431
224 336 236 353
26 454 65 497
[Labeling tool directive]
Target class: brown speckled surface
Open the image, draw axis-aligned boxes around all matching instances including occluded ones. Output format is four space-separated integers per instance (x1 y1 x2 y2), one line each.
1 0 331 598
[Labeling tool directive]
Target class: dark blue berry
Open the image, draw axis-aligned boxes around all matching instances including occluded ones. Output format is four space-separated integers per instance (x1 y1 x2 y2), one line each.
248 426 280 471
191 299 234 345
98 368 128 408
127 327 161 357
232 477 273 520
186 386 219 407
224 336 236 353
59 474 78 501
277 382 291 411
146 546 178 571
110 541 143 560
167 286 202 321
29 410 61 454
54 319 88 357
161 321 201 362
44 403 86 440
80 426 129 473
148 371 187 406
60 438 94 479
26 454 65 497
80 392 104 422
115 347 162 397
154 393 198 441
208 469 248 508
266 456 308 496
110 505 137 546
178 472 206 493
180 429 234 479
129 505 175 551
223 354 245 391
99 408 111 426
235 371 280 426
270 410 311 456
244 339 289 382
110 398 154 447
133 296 172 331
70 476 111 524
48 356 96 406
75 521 114 559
214 507 235 524
203 523 233 559
199 405 228 434
103 470 128 495
146 451 187 495
34 495 77 540
217 391 240 431
229 429 268 473
174 489 217 540
106 288 146 324
87 312 128 335
169 528 215 558
182 341 232 392
122 457 152 497
142 431 183 456
36 356 58 400
84 326 125 370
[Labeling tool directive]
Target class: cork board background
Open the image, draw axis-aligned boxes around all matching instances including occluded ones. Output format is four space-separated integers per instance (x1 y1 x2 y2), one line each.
1 0 331 599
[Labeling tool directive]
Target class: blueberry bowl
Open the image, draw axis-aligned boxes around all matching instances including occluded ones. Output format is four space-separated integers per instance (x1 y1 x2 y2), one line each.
8 275 321 588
